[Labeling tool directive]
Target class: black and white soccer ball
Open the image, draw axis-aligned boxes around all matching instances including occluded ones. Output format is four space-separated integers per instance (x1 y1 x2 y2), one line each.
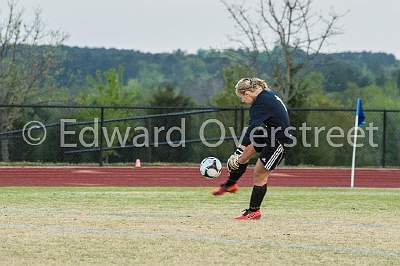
200 157 222 179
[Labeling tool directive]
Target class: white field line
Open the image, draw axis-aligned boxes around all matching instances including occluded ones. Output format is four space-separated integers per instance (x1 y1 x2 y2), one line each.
1 223 399 258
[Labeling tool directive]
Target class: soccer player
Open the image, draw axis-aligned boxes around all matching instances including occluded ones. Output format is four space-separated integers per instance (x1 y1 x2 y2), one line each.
212 78 291 220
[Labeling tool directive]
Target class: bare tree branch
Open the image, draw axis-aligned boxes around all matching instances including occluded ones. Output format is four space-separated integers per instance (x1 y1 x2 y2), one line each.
222 0 343 104
0 0 67 160
259 0 279 33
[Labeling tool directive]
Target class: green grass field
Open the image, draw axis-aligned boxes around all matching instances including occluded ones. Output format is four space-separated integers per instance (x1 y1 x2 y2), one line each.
0 187 399 265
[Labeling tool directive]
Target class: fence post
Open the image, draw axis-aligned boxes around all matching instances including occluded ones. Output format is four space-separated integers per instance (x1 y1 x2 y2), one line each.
233 107 238 134
382 110 387 168
240 107 245 131
147 118 152 163
233 107 238 148
99 107 104 166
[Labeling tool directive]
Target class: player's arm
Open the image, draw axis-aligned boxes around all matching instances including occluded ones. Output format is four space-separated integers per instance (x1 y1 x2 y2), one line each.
227 102 269 171
227 144 256 171
238 144 256 164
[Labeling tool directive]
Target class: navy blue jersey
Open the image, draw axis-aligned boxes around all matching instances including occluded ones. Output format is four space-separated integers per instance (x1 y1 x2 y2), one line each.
240 90 290 146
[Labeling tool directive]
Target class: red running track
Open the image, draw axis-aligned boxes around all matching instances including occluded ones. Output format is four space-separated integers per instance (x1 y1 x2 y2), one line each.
0 167 399 188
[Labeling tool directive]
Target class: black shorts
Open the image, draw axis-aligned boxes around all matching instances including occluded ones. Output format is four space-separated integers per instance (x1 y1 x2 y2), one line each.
253 137 285 171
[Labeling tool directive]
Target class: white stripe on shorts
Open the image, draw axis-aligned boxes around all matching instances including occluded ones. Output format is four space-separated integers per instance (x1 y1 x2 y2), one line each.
265 144 283 170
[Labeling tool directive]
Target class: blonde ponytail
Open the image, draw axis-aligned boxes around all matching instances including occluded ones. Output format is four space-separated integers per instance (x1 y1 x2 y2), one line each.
235 78 270 94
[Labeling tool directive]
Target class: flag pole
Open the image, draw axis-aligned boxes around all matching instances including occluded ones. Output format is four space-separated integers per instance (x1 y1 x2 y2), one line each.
350 113 358 188
351 97 365 188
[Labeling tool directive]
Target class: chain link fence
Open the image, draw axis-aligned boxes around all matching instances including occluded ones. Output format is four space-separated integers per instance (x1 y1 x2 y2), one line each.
0 105 398 167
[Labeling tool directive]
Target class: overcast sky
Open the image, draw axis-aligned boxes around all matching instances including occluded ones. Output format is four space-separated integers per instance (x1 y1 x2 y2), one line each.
1 0 399 58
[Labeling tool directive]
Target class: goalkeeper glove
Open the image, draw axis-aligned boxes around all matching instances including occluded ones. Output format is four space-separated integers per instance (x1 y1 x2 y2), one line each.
227 147 243 172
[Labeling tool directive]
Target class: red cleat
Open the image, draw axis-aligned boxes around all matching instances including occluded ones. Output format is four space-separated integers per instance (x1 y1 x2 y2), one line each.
234 209 262 220
212 183 238 196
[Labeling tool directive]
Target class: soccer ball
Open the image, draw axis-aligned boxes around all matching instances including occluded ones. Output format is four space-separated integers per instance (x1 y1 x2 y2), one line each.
200 157 222 179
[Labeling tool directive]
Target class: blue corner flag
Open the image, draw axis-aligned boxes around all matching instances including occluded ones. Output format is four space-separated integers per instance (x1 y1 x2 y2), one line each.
351 97 366 188
356 97 366 127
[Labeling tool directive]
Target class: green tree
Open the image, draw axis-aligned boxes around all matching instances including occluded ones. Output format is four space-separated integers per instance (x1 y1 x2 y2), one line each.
136 63 165 88
148 84 195 162
149 84 193 110
213 64 256 107
79 68 141 106
76 68 144 163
